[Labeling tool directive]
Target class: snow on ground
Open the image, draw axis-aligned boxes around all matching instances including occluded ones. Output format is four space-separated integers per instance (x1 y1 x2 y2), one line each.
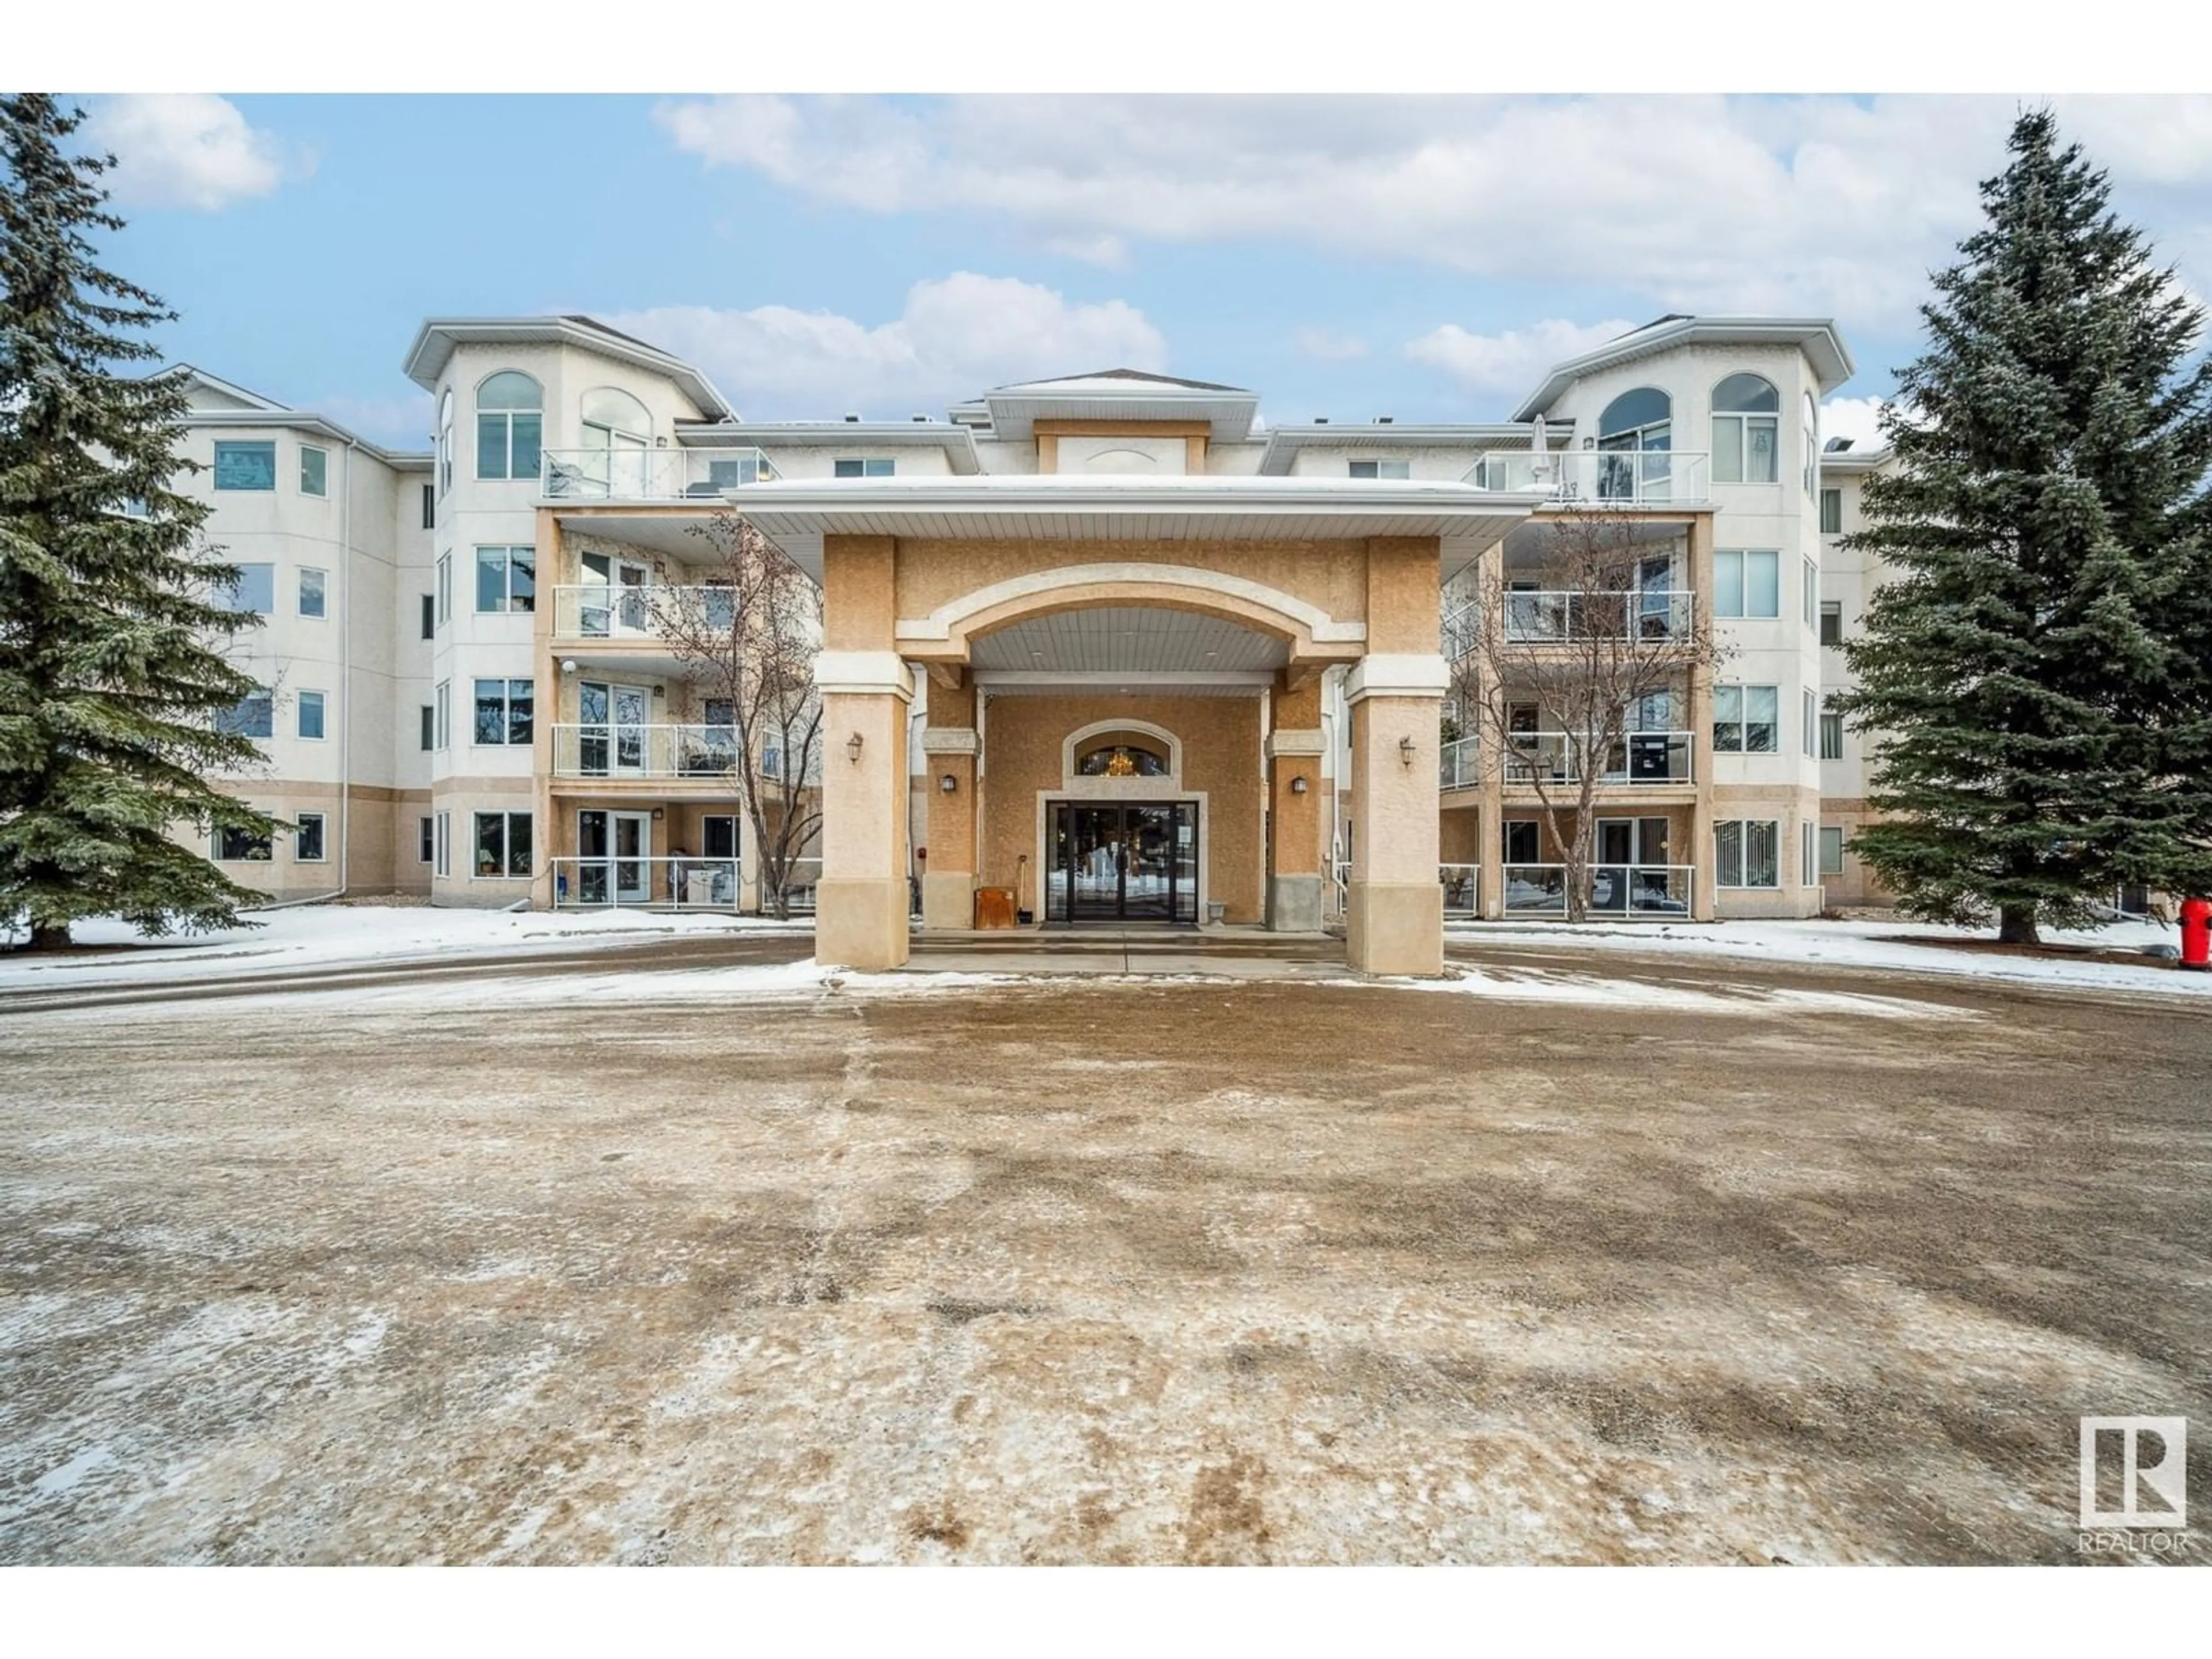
1446 916 2210 999
0 904 806 994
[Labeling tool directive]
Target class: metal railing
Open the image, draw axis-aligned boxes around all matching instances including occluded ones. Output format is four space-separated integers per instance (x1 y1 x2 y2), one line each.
1502 863 1696 917
550 583 736 641
551 723 740 781
1442 601 1482 660
1502 589 1695 642
1440 863 1480 919
551 855 740 909
1440 735 1481 790
759 856 821 915
1467 449 1710 504
540 446 779 502
1501 731 1695 787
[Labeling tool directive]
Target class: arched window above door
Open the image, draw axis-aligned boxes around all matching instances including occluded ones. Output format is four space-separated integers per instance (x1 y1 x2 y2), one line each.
1078 742 1169 777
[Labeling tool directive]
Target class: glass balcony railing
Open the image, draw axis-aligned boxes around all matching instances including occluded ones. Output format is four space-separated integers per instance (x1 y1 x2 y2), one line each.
1502 589 1695 643
1502 732 1695 787
550 584 736 641
1466 449 1709 504
540 446 779 502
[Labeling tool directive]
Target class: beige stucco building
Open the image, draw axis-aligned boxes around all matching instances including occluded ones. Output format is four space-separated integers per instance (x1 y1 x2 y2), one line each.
175 309 1897 969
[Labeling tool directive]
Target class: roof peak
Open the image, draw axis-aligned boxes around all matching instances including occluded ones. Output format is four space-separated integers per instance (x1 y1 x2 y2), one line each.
990 367 1251 395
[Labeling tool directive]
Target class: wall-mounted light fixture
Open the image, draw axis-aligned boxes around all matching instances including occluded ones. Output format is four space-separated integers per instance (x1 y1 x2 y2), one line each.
652 685 666 699
846 732 865 764
559 658 577 676
939 773 957 794
650 807 664 821
1399 736 1416 767
1290 774 1309 796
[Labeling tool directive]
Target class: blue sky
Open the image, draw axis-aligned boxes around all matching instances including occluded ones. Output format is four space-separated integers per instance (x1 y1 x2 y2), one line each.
78 93 2212 452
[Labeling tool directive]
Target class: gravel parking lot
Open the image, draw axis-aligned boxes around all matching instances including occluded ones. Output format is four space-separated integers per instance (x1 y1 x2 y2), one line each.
2 940 2206 1563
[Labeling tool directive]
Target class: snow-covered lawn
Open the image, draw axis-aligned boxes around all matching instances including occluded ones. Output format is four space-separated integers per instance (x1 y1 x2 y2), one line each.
1446 915 2209 998
0 904 806 994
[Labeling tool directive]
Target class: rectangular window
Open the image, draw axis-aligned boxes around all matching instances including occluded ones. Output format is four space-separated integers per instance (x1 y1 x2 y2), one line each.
214 824 273 862
435 554 452 625
433 680 450 749
1804 821 1815 888
473 810 533 878
1503 820 1540 863
1819 487 1843 536
297 689 327 741
213 441 276 491
1820 601 1843 647
299 567 327 619
1712 685 1779 754
419 704 435 751
1804 556 1817 627
217 687 273 739
421 593 436 639
1820 704 1844 760
295 811 327 862
419 816 435 863
474 545 536 613
478 411 543 481
1349 460 1411 479
1711 549 1780 619
1803 689 1816 757
1711 414 1778 483
473 677 535 745
299 444 328 498
832 457 895 478
1819 826 1846 876
434 811 450 877
220 562 276 615
1715 820 1779 888
421 482 437 530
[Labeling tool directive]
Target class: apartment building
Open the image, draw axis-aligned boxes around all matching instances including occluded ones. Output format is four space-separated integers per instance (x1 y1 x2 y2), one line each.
174 309 1888 964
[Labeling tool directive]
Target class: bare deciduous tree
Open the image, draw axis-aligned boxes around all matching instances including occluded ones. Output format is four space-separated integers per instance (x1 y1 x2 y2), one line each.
649 512 823 919
1452 509 1727 922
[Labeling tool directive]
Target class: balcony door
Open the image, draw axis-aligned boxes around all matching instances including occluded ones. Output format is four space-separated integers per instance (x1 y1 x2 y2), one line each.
578 550 652 638
1592 817 1674 914
577 809 652 905
578 680 652 776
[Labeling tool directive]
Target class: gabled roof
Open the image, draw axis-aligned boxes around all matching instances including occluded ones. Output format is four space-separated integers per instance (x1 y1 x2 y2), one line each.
169 365 290 414
1512 315 1857 421
151 366 432 467
965 366 1262 442
400 316 732 420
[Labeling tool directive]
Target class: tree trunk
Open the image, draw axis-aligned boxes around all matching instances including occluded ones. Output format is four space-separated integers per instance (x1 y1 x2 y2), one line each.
25 922 72 952
1997 903 2041 947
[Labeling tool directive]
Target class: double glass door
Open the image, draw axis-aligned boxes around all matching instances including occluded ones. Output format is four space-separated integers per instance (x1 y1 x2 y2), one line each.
577 681 651 775
575 809 651 904
578 551 651 637
1050 802 1198 923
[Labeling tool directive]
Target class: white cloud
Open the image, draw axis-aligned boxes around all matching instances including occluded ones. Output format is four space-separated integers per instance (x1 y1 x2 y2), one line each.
85 95 306 211
604 272 1168 419
1404 317 1637 399
1819 395 1893 452
654 94 2212 332
1293 327 1368 362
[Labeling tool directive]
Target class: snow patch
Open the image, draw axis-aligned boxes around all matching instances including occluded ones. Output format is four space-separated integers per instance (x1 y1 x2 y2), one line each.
33 1445 117 1497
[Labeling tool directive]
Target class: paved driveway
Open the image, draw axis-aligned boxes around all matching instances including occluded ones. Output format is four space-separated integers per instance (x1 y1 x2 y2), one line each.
2 945 2205 1563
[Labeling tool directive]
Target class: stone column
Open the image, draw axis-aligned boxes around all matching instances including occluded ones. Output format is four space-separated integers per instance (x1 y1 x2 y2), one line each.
1346 538 1447 975
1264 667 1325 931
815 534 914 969
919 669 979 930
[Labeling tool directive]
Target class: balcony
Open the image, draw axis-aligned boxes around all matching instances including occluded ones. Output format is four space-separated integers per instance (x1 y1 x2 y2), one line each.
1502 732 1695 787
1440 735 1480 790
1441 601 1481 660
550 583 733 642
1502 863 1695 916
1466 449 1710 504
539 446 779 502
552 855 743 910
551 723 740 782
1502 589 1694 643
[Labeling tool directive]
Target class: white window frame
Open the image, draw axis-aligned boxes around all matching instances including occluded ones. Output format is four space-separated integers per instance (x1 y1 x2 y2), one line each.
472 677 535 747
295 810 328 863
418 816 435 864
1713 684 1780 755
1819 488 1843 536
1803 821 1816 888
298 566 327 620
832 457 895 478
1715 819 1780 888
1802 689 1816 757
473 544 536 614
419 704 435 752
435 554 452 626
437 391 455 496
1820 601 1843 648
1820 702 1844 762
218 686 274 740
222 562 277 616
213 823 274 863
475 370 544 482
299 443 329 498
1803 556 1817 627
433 811 451 878
433 680 450 750
472 810 534 880
1348 460 1411 479
1711 549 1781 620
1819 826 1846 876
1710 374 1781 485
297 689 327 742
212 440 276 492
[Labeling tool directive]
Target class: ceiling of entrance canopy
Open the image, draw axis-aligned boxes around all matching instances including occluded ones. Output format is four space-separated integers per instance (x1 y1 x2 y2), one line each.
968 605 1289 674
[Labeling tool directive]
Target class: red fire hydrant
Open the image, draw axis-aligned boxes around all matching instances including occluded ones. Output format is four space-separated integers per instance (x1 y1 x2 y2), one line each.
2181 896 2212 972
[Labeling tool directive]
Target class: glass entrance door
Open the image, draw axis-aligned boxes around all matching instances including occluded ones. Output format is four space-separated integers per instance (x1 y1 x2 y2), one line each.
577 809 653 904
1050 802 1198 923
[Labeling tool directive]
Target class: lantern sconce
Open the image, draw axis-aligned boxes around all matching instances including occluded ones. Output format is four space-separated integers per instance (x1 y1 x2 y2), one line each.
846 732 865 764
939 773 958 794
1399 735 1416 768
1290 774 1309 796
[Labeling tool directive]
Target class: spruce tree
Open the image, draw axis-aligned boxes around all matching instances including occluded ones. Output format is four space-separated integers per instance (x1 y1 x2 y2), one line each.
0 94 285 950
1839 108 2212 945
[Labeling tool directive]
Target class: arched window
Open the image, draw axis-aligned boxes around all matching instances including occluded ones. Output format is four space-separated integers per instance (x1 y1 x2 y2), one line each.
1078 742 1169 777
475 370 543 482
579 387 650 495
1596 388 1671 501
438 391 456 493
1711 372 1779 483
